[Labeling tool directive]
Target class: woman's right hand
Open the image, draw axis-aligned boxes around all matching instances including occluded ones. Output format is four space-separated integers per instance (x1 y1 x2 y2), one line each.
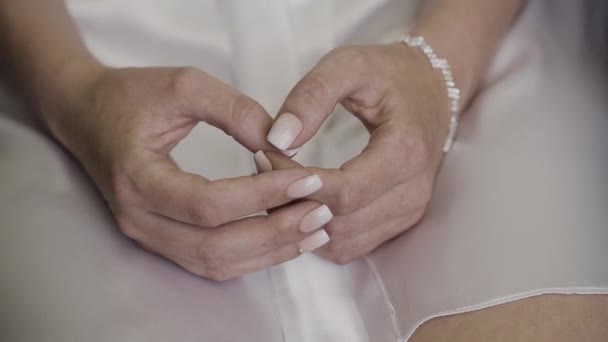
43 65 331 281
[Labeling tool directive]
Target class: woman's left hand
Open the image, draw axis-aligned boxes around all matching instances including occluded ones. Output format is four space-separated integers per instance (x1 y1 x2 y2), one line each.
257 43 455 263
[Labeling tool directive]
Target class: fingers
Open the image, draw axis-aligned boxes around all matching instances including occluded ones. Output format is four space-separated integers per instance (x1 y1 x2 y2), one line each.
262 122 432 215
173 67 278 153
254 151 425 266
255 151 427 238
205 201 328 262
175 239 304 281
267 49 372 151
121 200 331 281
315 213 420 265
324 183 427 241
136 152 324 227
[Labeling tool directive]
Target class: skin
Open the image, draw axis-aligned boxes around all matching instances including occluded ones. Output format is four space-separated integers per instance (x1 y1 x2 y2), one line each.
0 0 327 281
1 1 606 340
0 0 524 276
261 0 526 263
410 294 608 342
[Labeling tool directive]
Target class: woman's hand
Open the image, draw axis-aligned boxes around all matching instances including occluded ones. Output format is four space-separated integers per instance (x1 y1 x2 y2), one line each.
46 65 331 280
0 0 523 275
258 44 455 264
257 0 525 264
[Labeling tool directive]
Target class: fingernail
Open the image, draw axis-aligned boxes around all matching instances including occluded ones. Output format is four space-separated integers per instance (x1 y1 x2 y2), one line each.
282 147 301 158
287 175 323 198
298 229 330 253
253 151 272 173
300 205 333 233
267 113 303 150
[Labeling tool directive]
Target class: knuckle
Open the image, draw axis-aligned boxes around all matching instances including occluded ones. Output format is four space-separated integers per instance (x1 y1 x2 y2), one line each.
109 171 137 206
205 267 233 282
186 265 209 278
188 198 222 227
186 204 206 226
334 254 356 266
228 94 264 130
115 215 141 241
324 243 353 265
328 47 369 69
187 262 233 282
135 240 156 254
335 177 361 215
270 214 291 240
265 214 292 249
323 216 346 239
332 251 356 265
170 67 204 96
291 75 331 111
411 207 428 225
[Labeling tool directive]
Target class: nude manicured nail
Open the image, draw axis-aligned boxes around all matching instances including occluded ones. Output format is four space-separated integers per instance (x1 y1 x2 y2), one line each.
254 151 272 173
300 205 333 233
282 147 301 158
267 113 303 150
287 175 323 198
298 229 330 253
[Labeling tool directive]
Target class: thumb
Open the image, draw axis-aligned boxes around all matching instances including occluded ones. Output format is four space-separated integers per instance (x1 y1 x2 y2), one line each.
266 50 366 151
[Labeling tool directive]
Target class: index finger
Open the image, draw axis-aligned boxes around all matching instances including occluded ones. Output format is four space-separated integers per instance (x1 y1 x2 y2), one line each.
129 200 329 280
263 123 427 215
138 152 323 227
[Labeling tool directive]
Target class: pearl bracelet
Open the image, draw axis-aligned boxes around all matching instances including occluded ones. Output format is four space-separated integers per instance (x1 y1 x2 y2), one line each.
401 35 460 153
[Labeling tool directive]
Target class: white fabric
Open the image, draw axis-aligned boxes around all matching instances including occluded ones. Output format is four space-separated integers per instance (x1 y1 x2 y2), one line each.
1 1 607 341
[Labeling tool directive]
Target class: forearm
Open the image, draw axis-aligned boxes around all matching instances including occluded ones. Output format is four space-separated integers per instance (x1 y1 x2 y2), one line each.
412 0 525 104
0 0 102 133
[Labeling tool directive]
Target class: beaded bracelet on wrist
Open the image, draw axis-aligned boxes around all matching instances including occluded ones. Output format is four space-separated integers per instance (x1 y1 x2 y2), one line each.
401 35 460 153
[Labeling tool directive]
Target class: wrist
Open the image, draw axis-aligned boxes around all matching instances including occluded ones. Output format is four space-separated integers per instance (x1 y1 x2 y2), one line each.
409 1 524 107
410 26 481 106
35 56 106 147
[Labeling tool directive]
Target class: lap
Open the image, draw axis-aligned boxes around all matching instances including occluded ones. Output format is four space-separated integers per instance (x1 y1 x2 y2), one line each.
411 294 608 342
2 98 608 341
